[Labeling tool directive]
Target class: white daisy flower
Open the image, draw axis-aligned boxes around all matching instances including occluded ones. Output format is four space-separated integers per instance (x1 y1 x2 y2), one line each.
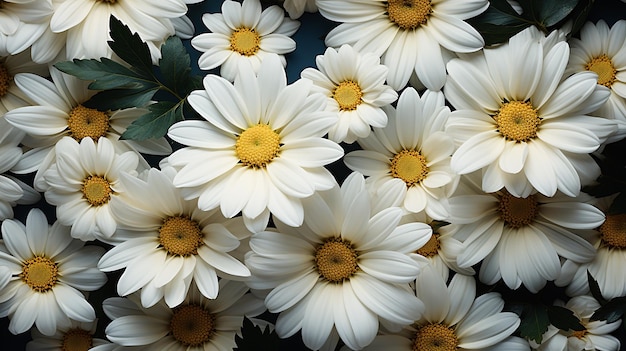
532 295 621 351
301 44 398 144
0 208 107 336
245 172 430 350
0 0 52 56
445 26 616 198
99 280 266 350
316 0 488 91
566 20 626 144
49 0 187 62
98 166 251 308
0 49 49 115
4 67 172 191
344 88 458 220
191 0 299 81
26 319 109 351
359 267 521 351
282 0 317 20
42 136 139 241
167 54 343 232
448 172 603 293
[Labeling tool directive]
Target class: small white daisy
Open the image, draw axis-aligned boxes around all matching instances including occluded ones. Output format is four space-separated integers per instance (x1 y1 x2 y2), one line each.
99 280 266 350
167 54 343 232
191 0 299 81
301 44 398 143
282 0 317 19
344 88 458 220
26 319 109 351
245 172 430 350
0 0 52 56
316 0 488 91
446 26 616 198
0 208 107 336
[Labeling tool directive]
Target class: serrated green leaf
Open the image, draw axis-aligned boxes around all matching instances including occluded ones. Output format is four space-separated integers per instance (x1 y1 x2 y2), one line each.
588 271 608 305
54 58 154 90
235 317 280 351
108 15 153 74
519 304 550 343
467 0 532 46
591 297 626 323
120 101 182 141
159 36 199 97
84 87 159 111
547 305 585 331
533 0 579 27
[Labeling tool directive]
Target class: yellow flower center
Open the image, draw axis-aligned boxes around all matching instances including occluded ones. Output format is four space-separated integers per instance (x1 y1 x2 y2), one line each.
230 27 260 56
235 124 281 168
387 0 432 30
413 323 458 351
390 149 429 187
569 328 588 339
315 237 359 283
417 233 440 257
61 328 94 351
498 192 538 228
170 304 215 347
599 213 626 249
159 216 204 256
494 100 541 142
586 54 617 88
0 62 12 97
21 256 58 293
333 80 363 111
67 105 110 141
82 175 112 206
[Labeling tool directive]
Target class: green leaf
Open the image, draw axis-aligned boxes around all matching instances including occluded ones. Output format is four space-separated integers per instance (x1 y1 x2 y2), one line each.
588 270 608 305
467 0 532 45
234 317 279 351
533 0 580 27
120 101 182 141
568 0 595 37
159 36 201 97
54 58 155 90
547 305 585 331
519 304 550 343
108 16 153 74
84 87 159 111
591 297 626 323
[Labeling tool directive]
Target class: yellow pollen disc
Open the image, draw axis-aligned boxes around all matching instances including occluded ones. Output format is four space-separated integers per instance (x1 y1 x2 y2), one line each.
230 27 260 56
387 0 432 30
159 216 204 256
599 213 626 249
569 329 588 339
586 54 617 87
498 192 538 228
21 256 58 293
82 176 112 206
0 62 12 97
494 100 541 142
417 233 440 257
315 237 359 283
170 304 215 347
413 323 458 351
333 80 363 111
235 124 281 168
61 328 93 351
67 105 110 141
390 149 429 187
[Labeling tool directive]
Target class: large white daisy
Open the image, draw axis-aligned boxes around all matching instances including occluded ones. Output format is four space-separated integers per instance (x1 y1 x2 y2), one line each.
445 26 616 198
344 88 458 220
49 0 187 62
301 44 398 143
26 319 109 351
448 172 603 293
0 0 52 56
245 172 430 350
191 0 299 81
316 0 488 91
42 136 139 241
0 208 107 336
167 54 343 232
566 20 626 144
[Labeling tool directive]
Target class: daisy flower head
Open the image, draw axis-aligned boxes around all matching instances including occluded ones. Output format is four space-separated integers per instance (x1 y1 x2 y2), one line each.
531 295 621 351
245 172 430 350
26 319 109 351
448 172 604 293
445 26 617 198
0 0 52 56
99 280 265 350
167 53 343 232
49 0 187 62
98 166 252 308
282 0 317 20
191 0 299 81
359 267 521 351
566 20 626 144
0 208 107 336
316 0 488 91
344 88 458 220
301 44 398 144
0 49 49 115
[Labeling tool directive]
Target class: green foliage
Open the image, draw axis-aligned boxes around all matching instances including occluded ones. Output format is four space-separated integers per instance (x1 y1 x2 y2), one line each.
519 304 550 343
583 138 626 215
589 271 626 324
234 317 280 351
54 15 202 141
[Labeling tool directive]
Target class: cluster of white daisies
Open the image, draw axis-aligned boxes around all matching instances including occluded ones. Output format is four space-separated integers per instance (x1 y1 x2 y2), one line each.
1 0 626 350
